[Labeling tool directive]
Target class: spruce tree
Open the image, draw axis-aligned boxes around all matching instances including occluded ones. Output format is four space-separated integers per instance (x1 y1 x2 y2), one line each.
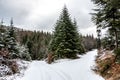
8 18 18 55
91 0 120 49
0 18 19 58
0 20 6 49
49 6 84 59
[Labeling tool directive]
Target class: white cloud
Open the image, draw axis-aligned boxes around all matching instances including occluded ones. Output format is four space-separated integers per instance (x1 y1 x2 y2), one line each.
0 0 96 37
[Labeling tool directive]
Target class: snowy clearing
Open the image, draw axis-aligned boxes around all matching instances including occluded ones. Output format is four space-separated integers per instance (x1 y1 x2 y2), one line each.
16 50 104 80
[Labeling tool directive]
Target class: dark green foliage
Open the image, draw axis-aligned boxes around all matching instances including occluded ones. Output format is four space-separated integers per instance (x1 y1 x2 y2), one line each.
0 29 6 49
91 0 120 49
8 27 19 58
0 19 52 61
101 31 115 50
49 6 84 59
0 24 31 60
114 48 120 56
114 48 120 62
17 30 51 60
0 25 19 58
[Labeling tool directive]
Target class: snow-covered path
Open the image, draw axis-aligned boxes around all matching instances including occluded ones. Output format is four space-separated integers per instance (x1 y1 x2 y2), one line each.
16 49 104 80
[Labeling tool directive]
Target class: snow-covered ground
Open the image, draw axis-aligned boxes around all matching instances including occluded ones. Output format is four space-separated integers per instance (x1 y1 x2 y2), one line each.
13 49 104 80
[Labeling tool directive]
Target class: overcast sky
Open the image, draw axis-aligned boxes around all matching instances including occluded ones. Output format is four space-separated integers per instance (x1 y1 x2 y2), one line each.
0 0 97 37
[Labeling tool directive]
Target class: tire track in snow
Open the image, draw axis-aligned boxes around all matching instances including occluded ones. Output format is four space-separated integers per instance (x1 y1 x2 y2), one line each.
43 69 52 80
42 64 66 80
41 63 72 80
58 69 72 80
37 63 52 80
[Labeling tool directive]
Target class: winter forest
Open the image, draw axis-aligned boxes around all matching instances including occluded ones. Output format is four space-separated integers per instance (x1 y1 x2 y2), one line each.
0 0 120 80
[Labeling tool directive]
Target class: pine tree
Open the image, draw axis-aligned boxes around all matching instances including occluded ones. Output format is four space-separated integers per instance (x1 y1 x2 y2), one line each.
7 18 18 58
0 18 19 58
73 19 85 53
91 0 120 49
49 6 84 59
0 19 6 49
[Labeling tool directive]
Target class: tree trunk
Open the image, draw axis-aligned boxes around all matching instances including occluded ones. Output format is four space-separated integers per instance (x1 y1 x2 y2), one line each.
47 53 54 64
114 30 118 62
115 30 118 49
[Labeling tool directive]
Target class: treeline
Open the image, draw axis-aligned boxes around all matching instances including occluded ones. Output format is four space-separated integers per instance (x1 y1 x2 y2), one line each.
82 35 97 51
0 23 97 62
16 30 51 60
17 29 96 60
0 25 96 61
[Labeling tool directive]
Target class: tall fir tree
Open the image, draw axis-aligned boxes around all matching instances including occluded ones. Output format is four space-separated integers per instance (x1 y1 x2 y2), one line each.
8 18 19 58
0 18 18 58
73 19 85 53
49 6 84 59
91 0 120 49
0 19 5 49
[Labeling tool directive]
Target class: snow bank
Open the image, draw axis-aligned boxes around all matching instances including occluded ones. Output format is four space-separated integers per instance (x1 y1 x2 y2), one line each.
0 60 29 80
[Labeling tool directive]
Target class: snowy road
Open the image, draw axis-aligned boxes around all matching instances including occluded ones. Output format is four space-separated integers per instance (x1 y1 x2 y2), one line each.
16 49 104 80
